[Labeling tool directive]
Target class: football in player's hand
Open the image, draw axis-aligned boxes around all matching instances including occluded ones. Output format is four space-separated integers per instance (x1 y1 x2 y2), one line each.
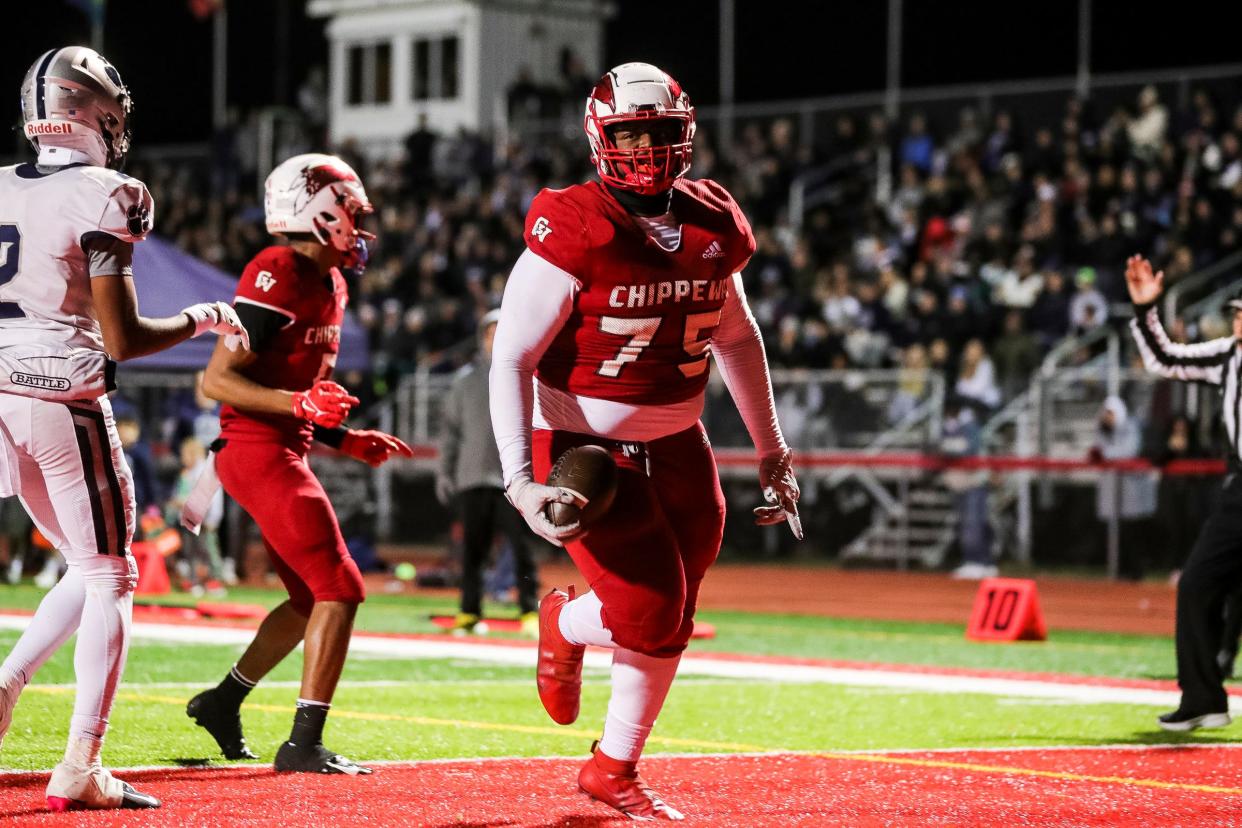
544 445 618 528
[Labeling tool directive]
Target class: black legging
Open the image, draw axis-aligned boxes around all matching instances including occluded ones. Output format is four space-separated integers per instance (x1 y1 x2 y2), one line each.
1174 475 1242 712
457 487 538 617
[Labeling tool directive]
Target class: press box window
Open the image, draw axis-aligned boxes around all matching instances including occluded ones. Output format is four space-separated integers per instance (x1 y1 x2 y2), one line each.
345 42 392 106
412 35 459 101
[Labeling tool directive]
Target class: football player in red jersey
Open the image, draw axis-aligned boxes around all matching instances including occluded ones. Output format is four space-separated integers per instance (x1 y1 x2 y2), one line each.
185 154 412 774
490 63 801 820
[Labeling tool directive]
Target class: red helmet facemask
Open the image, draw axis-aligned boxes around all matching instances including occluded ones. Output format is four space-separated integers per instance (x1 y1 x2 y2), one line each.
584 63 695 196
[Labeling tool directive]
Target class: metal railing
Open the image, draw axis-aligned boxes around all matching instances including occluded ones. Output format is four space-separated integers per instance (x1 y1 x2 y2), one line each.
693 62 1242 129
1178 271 1242 331
389 366 945 457
1162 249 1242 326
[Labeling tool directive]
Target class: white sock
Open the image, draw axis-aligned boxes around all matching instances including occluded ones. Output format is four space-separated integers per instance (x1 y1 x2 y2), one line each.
557 590 615 648
597 648 681 763
67 559 135 749
0 565 86 689
63 733 103 768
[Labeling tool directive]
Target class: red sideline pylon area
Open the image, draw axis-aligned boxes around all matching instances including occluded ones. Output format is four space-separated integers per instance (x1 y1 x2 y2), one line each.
133 541 171 596
966 577 1047 642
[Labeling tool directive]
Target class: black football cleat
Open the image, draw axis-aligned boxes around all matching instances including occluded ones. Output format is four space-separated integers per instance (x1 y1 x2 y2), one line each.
186 689 259 760
274 741 372 775
1157 708 1232 732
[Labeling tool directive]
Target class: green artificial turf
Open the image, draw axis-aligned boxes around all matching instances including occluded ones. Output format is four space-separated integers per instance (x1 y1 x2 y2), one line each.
0 581 1183 680
1 643 1222 771
0 580 1220 772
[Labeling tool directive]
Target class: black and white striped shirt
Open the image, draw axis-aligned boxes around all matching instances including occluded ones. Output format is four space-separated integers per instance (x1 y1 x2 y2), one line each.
1130 302 1242 461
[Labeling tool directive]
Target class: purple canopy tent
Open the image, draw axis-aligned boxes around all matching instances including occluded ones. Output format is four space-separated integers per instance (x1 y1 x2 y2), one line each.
126 236 369 372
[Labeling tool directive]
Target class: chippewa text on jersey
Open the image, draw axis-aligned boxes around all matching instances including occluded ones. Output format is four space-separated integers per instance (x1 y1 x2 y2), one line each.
608 279 729 309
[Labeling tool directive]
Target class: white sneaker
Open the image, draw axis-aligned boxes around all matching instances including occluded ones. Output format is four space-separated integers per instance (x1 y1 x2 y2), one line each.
0 674 21 751
951 563 999 580
45 761 160 811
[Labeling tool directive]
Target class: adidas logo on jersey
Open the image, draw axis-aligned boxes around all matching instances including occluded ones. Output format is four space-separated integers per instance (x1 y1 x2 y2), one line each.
254 270 277 292
702 240 725 259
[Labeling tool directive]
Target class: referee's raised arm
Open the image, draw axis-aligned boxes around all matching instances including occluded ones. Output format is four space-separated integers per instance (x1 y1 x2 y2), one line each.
1126 255 1234 385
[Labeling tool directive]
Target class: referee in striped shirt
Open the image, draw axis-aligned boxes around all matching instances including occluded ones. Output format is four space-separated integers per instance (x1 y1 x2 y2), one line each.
1128 254 1238 732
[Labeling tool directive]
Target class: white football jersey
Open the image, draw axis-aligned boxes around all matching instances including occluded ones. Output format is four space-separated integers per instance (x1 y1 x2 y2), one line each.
0 162 153 353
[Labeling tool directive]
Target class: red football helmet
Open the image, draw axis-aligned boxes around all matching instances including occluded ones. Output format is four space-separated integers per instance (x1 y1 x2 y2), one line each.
584 62 695 196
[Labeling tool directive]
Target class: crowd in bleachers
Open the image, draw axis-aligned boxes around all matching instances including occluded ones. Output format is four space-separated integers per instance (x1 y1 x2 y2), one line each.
126 80 1242 419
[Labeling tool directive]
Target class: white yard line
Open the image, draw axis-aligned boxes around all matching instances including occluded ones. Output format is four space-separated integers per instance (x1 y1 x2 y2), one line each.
0 614 1219 711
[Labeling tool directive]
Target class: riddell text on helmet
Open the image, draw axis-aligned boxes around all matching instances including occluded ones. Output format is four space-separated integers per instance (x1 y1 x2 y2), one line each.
24 122 74 136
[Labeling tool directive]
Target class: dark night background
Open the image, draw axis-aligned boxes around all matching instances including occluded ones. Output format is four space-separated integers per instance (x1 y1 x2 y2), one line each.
3 1 1242 146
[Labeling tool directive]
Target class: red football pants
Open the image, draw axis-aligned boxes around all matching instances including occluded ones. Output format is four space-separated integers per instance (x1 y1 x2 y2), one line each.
215 439 364 615
532 422 726 658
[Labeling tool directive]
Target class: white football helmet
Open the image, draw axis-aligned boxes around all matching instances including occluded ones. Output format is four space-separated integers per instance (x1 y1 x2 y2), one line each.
20 46 133 169
584 62 695 195
264 153 374 260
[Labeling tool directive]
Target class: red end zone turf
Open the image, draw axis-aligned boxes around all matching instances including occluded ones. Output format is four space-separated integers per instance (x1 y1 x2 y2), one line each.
4 747 1241 827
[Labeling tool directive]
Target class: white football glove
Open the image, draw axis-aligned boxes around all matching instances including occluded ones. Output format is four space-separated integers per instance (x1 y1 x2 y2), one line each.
505 476 584 547
754 448 803 540
182 302 250 352
434 475 456 507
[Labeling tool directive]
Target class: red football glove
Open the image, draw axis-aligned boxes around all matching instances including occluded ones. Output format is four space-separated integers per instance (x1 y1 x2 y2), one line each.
339 429 415 467
290 380 359 428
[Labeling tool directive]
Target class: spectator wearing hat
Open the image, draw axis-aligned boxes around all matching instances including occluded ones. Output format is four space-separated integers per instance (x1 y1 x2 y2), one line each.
437 310 539 636
1070 266 1110 333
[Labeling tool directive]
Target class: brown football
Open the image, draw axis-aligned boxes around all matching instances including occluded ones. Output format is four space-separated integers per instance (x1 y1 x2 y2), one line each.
544 445 618 528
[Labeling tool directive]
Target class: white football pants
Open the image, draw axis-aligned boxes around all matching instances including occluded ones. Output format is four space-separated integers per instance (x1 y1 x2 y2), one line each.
0 393 137 752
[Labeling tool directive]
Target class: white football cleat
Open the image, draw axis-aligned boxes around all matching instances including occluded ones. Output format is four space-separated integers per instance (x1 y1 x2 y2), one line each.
45 761 160 811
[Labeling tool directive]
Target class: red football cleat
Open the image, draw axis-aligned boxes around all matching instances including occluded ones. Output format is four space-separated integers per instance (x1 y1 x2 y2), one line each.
578 745 684 821
537 587 586 725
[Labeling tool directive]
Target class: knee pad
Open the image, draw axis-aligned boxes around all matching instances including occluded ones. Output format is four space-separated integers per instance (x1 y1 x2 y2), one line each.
606 600 684 657
288 593 315 617
76 555 137 596
652 616 695 657
310 557 366 606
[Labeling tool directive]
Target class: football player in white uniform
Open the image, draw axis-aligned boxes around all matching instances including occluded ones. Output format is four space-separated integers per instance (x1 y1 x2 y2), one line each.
0 47 248 812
